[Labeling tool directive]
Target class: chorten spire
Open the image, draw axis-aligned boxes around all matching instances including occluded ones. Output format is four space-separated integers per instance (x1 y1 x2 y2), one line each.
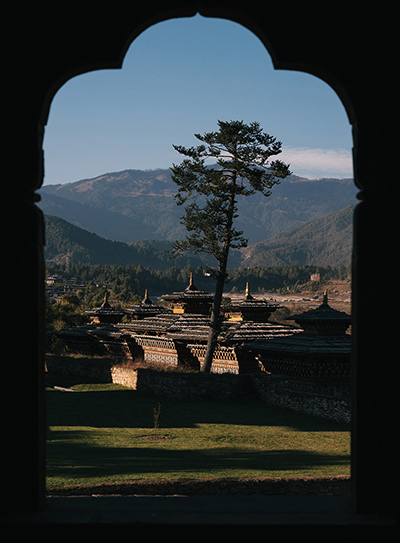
142 288 153 304
185 272 198 291
245 282 253 299
101 290 110 308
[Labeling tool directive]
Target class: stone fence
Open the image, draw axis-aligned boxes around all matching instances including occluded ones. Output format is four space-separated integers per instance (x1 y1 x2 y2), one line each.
251 374 350 424
46 356 350 423
110 366 350 423
46 354 113 382
112 367 254 401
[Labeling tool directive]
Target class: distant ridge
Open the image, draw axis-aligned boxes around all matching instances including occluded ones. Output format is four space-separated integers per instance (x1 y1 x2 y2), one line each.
43 215 209 269
44 203 355 269
237 204 355 267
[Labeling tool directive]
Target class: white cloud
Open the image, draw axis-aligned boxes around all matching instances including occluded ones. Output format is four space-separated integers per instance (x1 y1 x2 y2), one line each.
279 147 353 179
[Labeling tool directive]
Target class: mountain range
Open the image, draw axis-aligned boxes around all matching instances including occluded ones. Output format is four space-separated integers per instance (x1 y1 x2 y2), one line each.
38 168 358 245
43 202 356 269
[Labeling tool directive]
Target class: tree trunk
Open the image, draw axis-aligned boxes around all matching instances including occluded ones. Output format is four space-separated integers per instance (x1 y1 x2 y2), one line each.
201 270 226 373
201 174 237 373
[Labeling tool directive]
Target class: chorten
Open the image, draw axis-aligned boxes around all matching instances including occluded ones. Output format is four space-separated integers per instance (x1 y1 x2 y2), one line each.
244 290 352 384
225 283 279 322
287 291 351 335
83 291 125 324
161 273 214 315
123 289 171 320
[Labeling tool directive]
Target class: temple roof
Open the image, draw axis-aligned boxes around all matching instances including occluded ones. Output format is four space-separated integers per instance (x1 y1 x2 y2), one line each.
241 291 352 356
161 273 214 302
119 313 180 335
234 283 277 307
118 312 299 345
119 313 210 340
225 283 278 321
83 292 125 319
244 331 351 355
287 291 351 327
52 322 127 340
123 289 171 318
165 314 212 341
160 273 214 315
224 321 300 344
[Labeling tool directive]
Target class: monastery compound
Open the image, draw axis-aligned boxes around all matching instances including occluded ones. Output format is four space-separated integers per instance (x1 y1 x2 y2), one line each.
47 275 352 423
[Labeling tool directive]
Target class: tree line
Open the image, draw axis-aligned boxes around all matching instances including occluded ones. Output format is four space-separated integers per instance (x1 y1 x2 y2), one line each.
47 262 349 304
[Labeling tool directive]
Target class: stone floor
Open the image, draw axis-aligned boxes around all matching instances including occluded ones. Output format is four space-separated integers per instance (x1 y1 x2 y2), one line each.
1 495 396 528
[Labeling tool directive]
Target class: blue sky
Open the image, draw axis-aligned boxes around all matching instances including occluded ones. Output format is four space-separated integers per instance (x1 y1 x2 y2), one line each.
43 15 354 185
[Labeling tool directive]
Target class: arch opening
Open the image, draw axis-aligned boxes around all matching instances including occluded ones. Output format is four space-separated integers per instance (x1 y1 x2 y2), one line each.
42 14 354 493
43 15 354 185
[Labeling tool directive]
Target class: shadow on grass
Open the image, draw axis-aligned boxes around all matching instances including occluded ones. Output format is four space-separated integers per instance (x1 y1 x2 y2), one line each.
46 429 350 482
46 387 349 432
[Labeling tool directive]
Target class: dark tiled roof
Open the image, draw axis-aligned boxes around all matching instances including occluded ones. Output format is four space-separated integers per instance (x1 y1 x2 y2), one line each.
123 289 171 317
287 291 351 326
53 323 126 339
119 313 300 345
227 283 279 312
225 321 300 343
166 315 212 341
119 313 180 334
83 293 125 317
161 274 213 302
245 332 351 355
120 313 211 341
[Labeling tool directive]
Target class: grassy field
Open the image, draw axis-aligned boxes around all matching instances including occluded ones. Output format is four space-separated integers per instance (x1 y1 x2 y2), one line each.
46 380 350 492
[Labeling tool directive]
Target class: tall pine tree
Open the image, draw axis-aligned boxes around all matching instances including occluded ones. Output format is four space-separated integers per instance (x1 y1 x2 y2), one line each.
171 120 291 372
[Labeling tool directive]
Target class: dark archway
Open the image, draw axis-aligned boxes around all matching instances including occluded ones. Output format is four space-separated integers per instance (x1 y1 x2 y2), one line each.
3 3 396 523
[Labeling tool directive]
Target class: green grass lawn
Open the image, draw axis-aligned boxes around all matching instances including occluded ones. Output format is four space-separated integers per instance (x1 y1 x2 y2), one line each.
46 381 350 491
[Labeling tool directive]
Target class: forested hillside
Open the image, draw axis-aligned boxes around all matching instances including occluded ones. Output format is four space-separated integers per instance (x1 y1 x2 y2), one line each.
44 202 354 269
44 215 209 268
238 204 355 267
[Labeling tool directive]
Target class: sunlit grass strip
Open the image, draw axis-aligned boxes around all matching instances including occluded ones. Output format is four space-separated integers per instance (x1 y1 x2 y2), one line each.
46 384 350 490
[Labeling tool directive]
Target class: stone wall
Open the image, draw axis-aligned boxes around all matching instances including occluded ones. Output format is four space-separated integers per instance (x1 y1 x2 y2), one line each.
120 367 254 401
110 365 138 389
110 366 350 423
46 356 350 423
251 374 350 424
46 354 113 383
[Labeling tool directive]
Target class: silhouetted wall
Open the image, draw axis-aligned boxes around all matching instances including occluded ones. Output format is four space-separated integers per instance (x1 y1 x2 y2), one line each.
3 2 397 519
